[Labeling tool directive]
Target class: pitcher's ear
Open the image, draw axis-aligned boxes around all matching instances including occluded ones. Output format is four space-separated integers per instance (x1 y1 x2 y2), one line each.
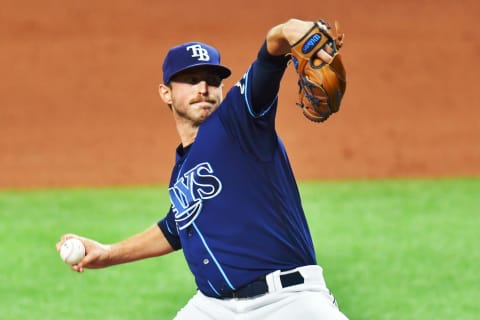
158 84 172 104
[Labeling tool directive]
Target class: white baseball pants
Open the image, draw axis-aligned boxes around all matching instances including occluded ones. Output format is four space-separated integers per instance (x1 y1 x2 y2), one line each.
173 265 349 320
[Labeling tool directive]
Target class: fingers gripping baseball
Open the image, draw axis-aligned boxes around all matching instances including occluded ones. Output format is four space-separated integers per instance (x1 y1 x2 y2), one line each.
57 234 111 272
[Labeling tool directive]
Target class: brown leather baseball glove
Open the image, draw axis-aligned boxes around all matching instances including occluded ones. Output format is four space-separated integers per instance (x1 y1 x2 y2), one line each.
290 20 346 122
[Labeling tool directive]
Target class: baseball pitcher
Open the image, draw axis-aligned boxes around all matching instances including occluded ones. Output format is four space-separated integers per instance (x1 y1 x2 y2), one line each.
57 18 348 319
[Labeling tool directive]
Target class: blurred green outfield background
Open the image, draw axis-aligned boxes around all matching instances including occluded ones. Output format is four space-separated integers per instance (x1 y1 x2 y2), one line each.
0 178 478 319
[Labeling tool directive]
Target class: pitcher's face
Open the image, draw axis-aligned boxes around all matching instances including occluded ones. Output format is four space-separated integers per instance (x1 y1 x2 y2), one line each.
168 68 224 126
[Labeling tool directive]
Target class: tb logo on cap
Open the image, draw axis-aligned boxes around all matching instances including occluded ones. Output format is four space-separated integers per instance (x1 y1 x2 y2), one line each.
186 44 210 61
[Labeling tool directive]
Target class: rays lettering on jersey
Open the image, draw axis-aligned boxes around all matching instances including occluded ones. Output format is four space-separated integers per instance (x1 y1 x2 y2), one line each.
169 162 222 230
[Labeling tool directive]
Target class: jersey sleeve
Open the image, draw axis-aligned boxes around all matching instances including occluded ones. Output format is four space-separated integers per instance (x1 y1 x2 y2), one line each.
215 42 290 162
157 207 182 250
248 41 290 115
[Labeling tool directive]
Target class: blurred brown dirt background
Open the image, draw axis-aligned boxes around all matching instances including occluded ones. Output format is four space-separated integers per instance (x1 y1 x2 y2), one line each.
1 0 479 189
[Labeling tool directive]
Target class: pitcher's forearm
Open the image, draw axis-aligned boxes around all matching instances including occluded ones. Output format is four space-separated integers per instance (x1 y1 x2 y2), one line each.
107 224 174 265
58 224 175 272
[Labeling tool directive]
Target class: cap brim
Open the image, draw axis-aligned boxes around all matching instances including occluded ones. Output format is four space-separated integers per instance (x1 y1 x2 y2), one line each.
168 64 231 82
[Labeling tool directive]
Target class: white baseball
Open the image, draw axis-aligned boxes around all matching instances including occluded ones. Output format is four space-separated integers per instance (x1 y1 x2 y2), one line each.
60 238 85 265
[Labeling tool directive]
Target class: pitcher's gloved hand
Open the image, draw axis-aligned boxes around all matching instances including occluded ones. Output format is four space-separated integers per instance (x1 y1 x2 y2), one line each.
290 20 347 122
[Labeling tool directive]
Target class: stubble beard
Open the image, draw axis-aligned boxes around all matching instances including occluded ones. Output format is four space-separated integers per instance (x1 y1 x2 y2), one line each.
174 98 219 127
189 97 220 126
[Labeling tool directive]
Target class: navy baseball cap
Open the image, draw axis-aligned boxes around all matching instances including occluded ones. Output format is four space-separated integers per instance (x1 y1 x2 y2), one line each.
162 42 231 84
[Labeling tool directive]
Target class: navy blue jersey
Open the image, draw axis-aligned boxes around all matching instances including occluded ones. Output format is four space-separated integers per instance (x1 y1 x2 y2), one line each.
159 46 317 298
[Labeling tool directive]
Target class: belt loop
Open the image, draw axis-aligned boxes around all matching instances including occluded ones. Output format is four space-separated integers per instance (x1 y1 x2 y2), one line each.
265 270 282 293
